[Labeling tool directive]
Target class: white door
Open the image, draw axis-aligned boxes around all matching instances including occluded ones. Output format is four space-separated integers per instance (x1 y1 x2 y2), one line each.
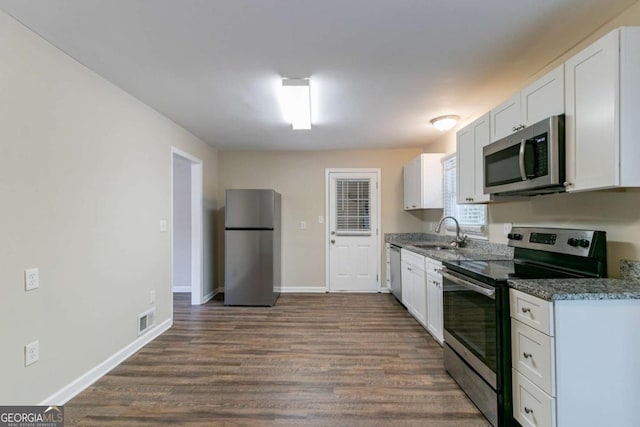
327 170 380 292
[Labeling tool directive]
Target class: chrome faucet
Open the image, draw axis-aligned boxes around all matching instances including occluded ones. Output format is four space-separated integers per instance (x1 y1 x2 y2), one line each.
435 216 467 248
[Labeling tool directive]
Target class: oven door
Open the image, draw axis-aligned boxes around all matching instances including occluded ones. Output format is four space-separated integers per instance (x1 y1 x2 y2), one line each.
442 269 498 389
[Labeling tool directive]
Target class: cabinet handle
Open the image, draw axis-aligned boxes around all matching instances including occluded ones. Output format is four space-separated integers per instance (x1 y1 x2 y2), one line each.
524 407 534 414
521 307 531 313
512 126 517 132
408 267 413 271
523 352 532 359
412 205 416 208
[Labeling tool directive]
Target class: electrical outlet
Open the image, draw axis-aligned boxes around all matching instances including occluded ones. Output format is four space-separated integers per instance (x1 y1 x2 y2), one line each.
25 340 39 366
318 216 324 224
300 221 307 230
150 290 156 304
503 223 513 236
24 268 39 291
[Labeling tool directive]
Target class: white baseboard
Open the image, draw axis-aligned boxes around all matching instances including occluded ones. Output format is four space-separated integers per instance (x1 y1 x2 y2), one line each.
172 285 191 293
214 286 224 296
39 318 172 405
201 290 214 304
279 286 327 293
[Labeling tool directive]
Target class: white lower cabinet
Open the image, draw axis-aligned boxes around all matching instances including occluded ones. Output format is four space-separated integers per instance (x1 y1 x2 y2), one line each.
512 369 556 427
510 289 640 427
400 249 427 327
426 258 443 344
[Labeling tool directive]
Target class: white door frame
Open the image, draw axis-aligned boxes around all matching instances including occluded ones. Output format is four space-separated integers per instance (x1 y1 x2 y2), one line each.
324 168 382 292
171 147 204 310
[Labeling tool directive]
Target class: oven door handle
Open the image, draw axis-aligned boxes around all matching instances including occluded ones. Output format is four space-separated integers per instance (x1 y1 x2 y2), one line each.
441 270 496 299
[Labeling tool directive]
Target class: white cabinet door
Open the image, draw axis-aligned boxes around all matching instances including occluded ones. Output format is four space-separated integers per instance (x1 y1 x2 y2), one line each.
565 30 619 192
565 27 640 192
412 266 427 327
490 92 521 142
385 243 391 289
400 259 412 308
403 158 419 210
472 114 491 202
427 274 443 344
420 154 444 209
521 64 564 126
456 113 491 204
456 124 475 204
491 66 565 143
403 154 443 210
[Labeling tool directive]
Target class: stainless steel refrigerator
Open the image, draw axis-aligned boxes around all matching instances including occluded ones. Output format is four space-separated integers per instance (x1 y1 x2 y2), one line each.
224 189 281 306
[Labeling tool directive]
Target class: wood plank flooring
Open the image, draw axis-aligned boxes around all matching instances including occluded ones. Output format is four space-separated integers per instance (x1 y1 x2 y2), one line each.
65 293 490 426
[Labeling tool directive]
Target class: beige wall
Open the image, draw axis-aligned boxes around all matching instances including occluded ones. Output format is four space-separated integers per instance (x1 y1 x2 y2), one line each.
425 1 640 277
0 10 219 404
218 148 442 288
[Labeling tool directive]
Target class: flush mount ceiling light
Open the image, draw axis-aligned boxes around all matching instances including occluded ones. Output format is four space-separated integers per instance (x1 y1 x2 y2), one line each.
430 115 460 132
280 78 311 130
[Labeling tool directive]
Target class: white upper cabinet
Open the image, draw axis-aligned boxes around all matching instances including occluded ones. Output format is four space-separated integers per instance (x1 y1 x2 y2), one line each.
456 113 491 204
490 64 565 142
490 92 522 142
521 64 565 125
403 153 444 210
564 27 640 192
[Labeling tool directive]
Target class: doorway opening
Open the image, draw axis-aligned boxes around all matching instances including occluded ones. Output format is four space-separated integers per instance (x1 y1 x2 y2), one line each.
171 147 204 308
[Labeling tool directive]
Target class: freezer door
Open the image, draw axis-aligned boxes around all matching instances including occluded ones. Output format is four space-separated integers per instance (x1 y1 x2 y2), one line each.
224 229 277 306
225 189 275 229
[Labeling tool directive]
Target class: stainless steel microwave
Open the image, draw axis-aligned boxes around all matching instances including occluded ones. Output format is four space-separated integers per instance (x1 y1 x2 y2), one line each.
483 115 565 196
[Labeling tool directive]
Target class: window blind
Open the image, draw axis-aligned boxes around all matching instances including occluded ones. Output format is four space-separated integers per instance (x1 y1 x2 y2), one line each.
335 178 371 235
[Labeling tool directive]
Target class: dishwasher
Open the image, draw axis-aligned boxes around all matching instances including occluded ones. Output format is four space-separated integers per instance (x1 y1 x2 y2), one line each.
389 244 402 303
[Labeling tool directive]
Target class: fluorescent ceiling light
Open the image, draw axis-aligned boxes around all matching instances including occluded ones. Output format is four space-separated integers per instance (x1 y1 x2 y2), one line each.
281 78 311 130
430 115 460 132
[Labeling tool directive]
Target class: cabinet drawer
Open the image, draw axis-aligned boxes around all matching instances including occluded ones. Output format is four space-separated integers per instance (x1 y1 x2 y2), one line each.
401 248 424 267
512 319 555 396
513 369 556 427
510 289 554 336
426 258 442 276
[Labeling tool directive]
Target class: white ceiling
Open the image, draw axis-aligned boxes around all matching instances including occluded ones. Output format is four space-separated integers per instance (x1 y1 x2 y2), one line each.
0 0 636 151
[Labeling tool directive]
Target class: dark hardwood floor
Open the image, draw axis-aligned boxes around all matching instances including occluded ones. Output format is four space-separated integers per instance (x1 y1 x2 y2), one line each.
65 293 489 426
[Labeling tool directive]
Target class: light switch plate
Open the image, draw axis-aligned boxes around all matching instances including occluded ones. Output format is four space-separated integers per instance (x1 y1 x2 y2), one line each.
159 220 168 232
25 268 39 291
300 221 307 230
25 340 39 366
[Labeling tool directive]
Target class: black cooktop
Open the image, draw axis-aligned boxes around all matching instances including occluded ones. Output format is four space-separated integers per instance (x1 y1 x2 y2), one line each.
444 258 589 284
445 260 515 282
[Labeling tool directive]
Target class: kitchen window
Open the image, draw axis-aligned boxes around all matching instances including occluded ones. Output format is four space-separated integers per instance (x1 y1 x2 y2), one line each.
442 154 487 237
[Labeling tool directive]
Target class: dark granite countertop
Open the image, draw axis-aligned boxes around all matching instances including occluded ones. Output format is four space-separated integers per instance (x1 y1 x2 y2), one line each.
508 278 640 301
385 233 512 263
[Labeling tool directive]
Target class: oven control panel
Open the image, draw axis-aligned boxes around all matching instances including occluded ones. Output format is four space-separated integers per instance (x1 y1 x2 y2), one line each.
507 227 606 258
529 232 557 245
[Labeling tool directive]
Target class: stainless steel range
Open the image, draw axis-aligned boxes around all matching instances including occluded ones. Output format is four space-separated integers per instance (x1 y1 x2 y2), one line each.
441 227 607 427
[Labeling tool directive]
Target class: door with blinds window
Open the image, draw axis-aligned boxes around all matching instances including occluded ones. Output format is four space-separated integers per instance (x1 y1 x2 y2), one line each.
328 171 379 292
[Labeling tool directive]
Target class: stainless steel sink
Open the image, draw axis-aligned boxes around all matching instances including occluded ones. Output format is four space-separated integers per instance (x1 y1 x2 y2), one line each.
413 243 455 250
